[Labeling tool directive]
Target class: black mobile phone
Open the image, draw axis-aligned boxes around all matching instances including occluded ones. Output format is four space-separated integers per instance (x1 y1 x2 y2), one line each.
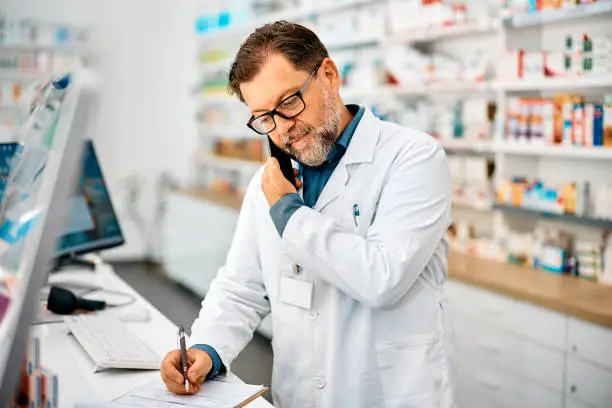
267 136 297 188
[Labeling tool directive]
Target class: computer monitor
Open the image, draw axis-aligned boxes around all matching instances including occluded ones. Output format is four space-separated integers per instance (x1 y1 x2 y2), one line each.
0 140 124 260
0 74 90 402
57 140 124 257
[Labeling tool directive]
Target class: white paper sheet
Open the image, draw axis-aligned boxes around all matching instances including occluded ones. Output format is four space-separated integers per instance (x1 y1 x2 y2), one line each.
114 378 266 408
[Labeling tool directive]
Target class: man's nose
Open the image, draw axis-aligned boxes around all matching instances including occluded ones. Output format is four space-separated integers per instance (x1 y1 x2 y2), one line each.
274 116 296 139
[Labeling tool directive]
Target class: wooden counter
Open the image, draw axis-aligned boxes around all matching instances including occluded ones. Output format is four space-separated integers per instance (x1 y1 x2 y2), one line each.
164 194 612 328
177 187 243 211
449 251 612 328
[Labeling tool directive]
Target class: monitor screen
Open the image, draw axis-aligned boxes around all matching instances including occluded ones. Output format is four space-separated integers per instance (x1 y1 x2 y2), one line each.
0 140 124 258
56 140 124 256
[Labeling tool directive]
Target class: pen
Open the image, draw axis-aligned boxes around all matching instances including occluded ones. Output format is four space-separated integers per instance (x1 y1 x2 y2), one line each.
353 204 360 226
178 325 189 393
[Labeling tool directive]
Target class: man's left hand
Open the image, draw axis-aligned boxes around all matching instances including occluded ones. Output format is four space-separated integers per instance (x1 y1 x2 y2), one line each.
262 158 302 207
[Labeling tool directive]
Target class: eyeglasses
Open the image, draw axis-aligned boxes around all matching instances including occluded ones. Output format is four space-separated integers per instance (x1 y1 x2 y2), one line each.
247 63 321 135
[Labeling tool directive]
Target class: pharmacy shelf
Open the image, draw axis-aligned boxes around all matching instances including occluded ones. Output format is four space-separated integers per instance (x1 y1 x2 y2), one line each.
197 150 263 172
325 35 381 50
0 43 89 55
452 201 492 212
196 93 239 107
177 187 244 211
0 69 49 81
198 58 233 76
341 85 412 100
197 0 384 42
198 124 260 139
427 81 490 94
442 140 494 154
391 84 429 97
505 1 612 28
493 204 612 230
341 81 490 100
386 20 500 45
494 76 612 92
0 103 21 110
496 143 612 159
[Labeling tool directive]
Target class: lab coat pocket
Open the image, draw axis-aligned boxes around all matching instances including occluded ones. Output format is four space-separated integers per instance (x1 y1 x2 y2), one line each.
376 334 443 408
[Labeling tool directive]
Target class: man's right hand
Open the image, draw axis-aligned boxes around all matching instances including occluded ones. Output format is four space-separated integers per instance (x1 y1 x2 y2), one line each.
160 348 213 395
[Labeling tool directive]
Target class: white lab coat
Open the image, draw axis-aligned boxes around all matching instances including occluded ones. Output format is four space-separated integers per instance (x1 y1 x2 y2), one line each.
190 107 455 408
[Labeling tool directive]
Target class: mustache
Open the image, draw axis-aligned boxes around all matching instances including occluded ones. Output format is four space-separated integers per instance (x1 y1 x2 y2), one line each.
282 126 313 146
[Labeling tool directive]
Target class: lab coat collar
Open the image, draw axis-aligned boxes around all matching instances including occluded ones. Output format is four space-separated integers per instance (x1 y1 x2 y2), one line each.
315 107 381 211
340 107 380 165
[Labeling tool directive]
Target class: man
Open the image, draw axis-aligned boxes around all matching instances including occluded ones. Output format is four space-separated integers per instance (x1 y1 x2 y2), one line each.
161 21 454 408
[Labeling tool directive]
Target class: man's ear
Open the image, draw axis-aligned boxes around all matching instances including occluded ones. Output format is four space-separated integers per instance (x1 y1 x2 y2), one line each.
320 58 341 89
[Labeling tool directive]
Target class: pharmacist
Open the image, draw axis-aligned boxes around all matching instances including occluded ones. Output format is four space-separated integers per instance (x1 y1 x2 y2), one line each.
161 21 454 408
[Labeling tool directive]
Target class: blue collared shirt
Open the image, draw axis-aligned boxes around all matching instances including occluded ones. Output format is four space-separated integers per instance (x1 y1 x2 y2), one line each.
194 105 364 379
269 104 365 235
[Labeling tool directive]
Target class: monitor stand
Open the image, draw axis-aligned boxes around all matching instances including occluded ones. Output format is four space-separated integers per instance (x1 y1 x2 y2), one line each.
52 254 96 273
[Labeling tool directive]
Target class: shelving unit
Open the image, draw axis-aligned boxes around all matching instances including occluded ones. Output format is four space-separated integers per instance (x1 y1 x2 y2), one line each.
493 204 612 230
386 20 500 45
0 43 89 55
340 81 490 100
442 140 494 154
494 76 612 92
196 150 262 173
177 187 244 211
452 201 492 212
197 58 233 75
325 35 381 51
496 144 612 159
196 93 239 108
504 1 612 28
196 0 385 42
0 68 49 81
192 1 612 252
198 124 254 139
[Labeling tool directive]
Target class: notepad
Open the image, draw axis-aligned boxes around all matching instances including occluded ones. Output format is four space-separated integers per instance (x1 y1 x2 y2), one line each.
114 378 268 408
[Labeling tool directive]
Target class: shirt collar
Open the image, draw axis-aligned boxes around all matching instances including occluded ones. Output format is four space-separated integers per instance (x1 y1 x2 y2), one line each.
335 104 364 151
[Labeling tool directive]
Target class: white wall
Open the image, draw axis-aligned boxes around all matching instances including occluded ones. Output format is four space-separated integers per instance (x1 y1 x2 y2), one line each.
3 0 199 261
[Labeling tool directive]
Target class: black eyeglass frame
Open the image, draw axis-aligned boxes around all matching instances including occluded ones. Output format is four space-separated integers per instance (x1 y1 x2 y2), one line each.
246 63 322 135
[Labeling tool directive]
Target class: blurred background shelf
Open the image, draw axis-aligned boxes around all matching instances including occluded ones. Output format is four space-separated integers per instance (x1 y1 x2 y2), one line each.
0 68 49 80
196 150 263 172
452 201 492 212
504 1 612 28
177 187 243 211
341 82 489 100
494 76 612 92
197 0 385 42
386 20 500 44
198 124 256 138
0 43 89 55
325 35 381 50
442 140 494 154
496 144 612 159
493 204 612 229
196 93 238 106
197 58 233 75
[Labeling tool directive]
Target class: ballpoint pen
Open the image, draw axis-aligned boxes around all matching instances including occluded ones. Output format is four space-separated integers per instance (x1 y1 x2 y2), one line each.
178 325 189 393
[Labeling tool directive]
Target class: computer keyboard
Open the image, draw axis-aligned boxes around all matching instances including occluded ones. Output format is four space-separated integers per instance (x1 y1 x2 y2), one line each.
64 314 162 372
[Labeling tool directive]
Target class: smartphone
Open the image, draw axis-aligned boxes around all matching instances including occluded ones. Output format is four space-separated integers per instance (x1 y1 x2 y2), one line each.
267 136 297 189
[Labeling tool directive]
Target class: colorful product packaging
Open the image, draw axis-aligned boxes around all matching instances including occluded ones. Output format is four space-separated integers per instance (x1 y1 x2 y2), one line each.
604 95 612 147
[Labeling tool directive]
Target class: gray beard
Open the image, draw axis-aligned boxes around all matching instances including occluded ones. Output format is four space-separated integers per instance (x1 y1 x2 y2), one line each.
281 94 341 167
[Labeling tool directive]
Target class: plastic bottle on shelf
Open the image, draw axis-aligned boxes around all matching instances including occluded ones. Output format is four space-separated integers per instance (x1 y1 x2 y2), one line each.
600 234 612 285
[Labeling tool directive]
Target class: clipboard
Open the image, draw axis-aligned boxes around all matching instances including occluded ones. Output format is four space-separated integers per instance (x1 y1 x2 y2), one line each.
236 386 269 407
113 378 270 408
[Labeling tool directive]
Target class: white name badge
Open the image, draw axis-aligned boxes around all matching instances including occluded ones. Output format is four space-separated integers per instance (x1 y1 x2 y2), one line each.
279 276 313 310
